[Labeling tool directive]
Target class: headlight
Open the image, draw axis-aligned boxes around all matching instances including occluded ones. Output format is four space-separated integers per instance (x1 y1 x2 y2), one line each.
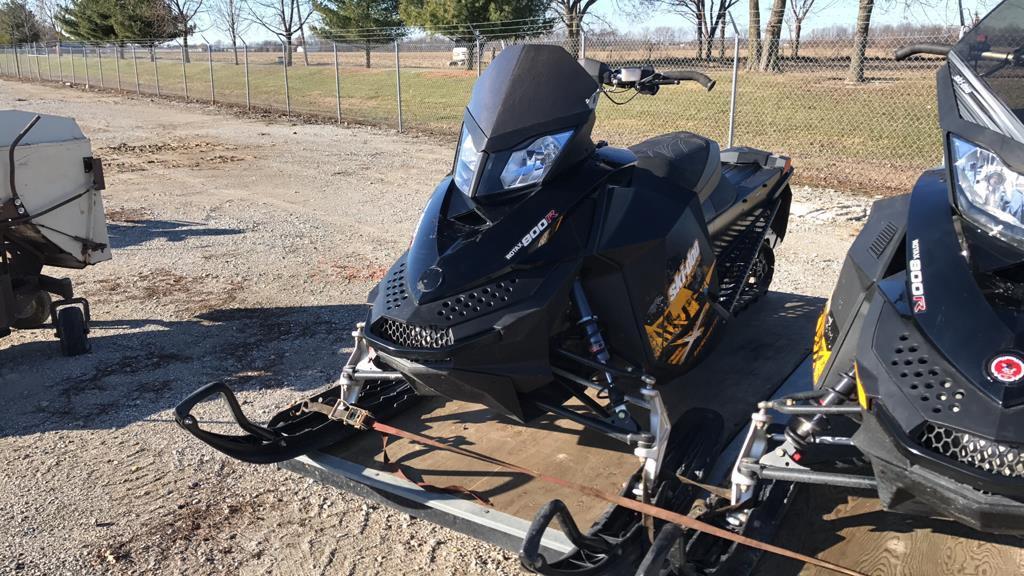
499 130 573 191
454 126 481 194
951 136 1024 248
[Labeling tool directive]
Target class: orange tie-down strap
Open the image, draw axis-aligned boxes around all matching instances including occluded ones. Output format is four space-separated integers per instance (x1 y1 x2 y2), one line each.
370 420 866 576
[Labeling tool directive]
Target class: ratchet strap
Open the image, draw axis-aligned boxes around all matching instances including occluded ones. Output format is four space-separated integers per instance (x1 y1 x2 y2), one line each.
307 400 865 576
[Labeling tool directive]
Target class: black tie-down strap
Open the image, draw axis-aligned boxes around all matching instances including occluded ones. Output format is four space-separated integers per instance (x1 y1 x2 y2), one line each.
174 379 418 464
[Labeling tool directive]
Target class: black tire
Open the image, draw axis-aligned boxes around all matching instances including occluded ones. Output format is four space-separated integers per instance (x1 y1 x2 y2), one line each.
56 306 90 356
12 291 52 329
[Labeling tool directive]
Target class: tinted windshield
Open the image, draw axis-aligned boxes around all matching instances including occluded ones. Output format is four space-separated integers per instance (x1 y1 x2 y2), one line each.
952 0 1024 123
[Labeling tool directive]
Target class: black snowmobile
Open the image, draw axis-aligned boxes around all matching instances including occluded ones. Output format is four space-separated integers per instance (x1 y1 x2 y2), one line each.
175 43 792 573
720 0 1024 547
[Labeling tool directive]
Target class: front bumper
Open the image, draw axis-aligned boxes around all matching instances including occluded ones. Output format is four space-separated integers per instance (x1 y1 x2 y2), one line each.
856 408 1024 534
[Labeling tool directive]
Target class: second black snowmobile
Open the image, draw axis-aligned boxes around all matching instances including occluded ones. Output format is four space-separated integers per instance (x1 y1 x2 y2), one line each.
175 43 793 573
705 0 1024 564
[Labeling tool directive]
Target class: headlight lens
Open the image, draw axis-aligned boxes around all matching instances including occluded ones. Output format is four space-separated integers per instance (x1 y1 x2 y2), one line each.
952 136 1024 247
499 130 573 191
454 126 481 194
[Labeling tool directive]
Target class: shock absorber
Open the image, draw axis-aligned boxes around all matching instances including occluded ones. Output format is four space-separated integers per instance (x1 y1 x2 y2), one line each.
785 365 857 448
571 280 632 424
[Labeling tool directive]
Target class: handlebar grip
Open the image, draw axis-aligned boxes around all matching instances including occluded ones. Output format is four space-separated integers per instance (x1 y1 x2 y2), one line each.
661 70 716 91
894 44 952 61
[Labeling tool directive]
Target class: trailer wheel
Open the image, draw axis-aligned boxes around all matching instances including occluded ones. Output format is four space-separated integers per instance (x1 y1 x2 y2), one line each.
13 290 52 329
56 306 90 356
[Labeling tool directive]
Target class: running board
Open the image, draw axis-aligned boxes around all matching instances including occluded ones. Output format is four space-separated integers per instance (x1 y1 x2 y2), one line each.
714 199 781 314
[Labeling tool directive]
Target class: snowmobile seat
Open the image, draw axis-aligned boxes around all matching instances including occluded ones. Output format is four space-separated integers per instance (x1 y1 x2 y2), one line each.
630 132 722 205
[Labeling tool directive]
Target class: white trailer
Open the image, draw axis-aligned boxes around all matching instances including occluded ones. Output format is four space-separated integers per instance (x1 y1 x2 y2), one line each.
0 110 110 355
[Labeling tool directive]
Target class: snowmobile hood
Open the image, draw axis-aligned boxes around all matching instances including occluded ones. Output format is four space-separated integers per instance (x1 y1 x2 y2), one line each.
464 44 598 153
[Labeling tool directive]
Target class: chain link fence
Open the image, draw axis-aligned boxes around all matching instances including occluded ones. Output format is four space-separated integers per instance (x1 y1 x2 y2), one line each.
0 29 954 193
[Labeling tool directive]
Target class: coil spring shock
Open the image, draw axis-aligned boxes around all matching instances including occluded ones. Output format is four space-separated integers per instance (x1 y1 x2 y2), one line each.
785 366 857 448
571 280 632 423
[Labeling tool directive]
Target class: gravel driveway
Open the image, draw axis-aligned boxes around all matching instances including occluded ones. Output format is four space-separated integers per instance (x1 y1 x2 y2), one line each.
0 80 869 576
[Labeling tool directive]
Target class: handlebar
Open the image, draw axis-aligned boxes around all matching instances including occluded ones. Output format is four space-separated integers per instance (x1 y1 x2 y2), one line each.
894 44 952 61
660 70 716 91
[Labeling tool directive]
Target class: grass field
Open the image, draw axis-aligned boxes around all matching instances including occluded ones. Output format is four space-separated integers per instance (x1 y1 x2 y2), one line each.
5 49 941 194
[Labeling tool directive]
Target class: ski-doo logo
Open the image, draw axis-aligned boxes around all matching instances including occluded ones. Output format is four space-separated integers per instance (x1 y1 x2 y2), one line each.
952 74 974 94
909 238 927 314
505 210 559 260
668 241 702 302
989 354 1024 384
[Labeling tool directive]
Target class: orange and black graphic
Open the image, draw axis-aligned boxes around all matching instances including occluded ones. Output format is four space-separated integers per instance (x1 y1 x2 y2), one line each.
812 302 836 385
645 241 715 366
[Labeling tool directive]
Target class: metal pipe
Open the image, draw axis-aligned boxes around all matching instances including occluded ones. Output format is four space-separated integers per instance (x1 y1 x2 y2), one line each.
394 40 402 132
97 45 103 88
739 461 878 490
282 42 290 114
45 43 51 80
114 44 121 91
534 400 640 445
728 14 740 148
207 41 215 103
551 367 651 409
132 44 140 96
180 44 188 100
333 42 341 123
772 404 862 415
476 34 482 77
83 45 89 87
57 42 62 82
154 44 160 97
242 40 250 110
580 28 587 60
33 43 41 80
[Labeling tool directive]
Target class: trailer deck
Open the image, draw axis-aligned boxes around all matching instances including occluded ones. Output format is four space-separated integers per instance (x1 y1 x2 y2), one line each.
279 292 824 566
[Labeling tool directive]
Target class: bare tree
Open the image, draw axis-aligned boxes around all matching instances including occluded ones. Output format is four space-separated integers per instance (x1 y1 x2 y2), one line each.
212 0 249 64
637 0 740 60
33 0 62 40
551 0 603 56
760 0 785 72
747 0 761 70
166 0 205 63
249 0 313 66
787 0 838 58
846 0 872 82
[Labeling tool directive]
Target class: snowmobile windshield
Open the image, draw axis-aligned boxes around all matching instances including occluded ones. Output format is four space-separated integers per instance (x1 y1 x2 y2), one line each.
456 44 598 199
950 0 1024 135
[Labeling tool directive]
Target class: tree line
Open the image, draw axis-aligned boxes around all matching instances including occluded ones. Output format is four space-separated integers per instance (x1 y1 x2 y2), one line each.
0 0 963 79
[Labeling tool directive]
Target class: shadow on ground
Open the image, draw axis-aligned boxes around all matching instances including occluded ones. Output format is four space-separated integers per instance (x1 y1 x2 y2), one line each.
0 304 366 437
107 219 243 249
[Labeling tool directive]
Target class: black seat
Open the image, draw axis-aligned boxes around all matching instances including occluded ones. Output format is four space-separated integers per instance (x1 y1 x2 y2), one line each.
629 132 722 204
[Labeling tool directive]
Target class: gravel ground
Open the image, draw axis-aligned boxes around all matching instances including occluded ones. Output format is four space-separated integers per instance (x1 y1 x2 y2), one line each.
0 80 872 576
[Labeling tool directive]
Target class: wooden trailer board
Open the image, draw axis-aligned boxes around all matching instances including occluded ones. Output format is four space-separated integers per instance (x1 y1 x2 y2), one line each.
279 292 823 561
279 290 1024 574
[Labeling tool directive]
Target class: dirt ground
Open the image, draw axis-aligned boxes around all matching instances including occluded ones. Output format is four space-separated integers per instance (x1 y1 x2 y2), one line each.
0 80 869 576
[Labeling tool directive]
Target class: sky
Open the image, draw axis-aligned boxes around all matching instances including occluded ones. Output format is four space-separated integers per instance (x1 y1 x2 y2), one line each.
191 0 995 45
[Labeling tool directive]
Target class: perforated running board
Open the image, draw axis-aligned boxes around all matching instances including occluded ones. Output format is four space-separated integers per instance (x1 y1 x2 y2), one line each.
714 199 781 314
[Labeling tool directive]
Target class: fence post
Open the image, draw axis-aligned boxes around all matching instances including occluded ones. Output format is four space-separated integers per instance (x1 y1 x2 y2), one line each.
580 28 586 60
57 42 63 82
394 39 403 133
132 44 140 95
154 45 161 96
115 44 121 91
33 43 41 80
476 34 481 77
333 41 341 123
83 45 89 87
282 42 290 114
242 40 250 110
727 15 740 148
45 43 52 80
207 41 214 103
97 45 104 88
181 44 188 100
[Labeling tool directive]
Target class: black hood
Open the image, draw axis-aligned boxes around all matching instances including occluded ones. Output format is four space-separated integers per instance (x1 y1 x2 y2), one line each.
465 44 598 152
